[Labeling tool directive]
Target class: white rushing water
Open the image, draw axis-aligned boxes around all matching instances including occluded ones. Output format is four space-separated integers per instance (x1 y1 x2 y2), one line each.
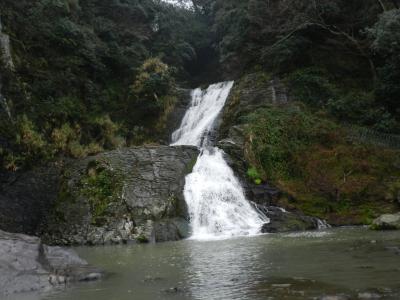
171 81 268 240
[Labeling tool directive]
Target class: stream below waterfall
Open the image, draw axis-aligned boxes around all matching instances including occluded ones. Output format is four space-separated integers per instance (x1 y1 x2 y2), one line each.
10 228 400 300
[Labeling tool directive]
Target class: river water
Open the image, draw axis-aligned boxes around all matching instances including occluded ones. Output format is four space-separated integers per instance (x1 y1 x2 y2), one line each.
11 227 400 300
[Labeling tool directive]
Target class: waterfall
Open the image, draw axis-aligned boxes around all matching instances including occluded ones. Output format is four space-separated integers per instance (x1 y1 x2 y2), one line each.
171 82 268 240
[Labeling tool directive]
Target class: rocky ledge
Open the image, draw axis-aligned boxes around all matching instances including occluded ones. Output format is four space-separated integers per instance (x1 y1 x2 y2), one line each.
0 145 199 246
41 145 199 245
258 206 326 233
0 230 102 296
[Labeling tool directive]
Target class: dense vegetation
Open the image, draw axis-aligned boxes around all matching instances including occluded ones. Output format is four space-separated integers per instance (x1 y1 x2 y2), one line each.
0 0 210 170
245 96 399 224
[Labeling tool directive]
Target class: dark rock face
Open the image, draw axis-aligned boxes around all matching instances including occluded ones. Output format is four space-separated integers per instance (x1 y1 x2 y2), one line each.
218 74 287 139
0 164 62 235
42 146 199 245
258 206 321 233
162 88 192 144
0 229 102 296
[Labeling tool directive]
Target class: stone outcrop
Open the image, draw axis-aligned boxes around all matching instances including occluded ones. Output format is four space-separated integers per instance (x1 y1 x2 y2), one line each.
0 146 198 245
371 213 400 230
41 145 198 245
258 206 322 233
0 229 102 296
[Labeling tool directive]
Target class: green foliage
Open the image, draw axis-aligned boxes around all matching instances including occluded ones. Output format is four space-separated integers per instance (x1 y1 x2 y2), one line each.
0 0 212 171
245 104 340 180
80 162 123 225
247 167 262 185
244 102 400 224
132 58 174 104
286 68 337 106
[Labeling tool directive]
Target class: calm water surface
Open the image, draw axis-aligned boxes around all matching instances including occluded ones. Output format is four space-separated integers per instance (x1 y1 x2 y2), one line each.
10 227 400 300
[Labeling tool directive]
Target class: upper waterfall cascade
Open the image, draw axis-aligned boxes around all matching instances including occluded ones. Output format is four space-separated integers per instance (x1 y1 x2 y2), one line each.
171 81 268 240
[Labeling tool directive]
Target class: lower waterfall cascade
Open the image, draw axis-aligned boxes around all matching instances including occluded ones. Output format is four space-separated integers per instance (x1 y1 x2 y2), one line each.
171 81 268 240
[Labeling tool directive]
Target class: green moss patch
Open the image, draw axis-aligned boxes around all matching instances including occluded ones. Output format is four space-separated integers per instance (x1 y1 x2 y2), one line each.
80 160 124 225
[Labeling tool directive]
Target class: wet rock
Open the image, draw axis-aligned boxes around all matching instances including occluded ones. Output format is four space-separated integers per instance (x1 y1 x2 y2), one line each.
370 213 400 230
259 206 320 233
153 218 190 243
0 230 102 296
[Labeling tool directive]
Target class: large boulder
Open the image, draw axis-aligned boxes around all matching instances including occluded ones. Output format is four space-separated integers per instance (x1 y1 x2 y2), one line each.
0 145 198 246
371 213 400 230
0 229 102 296
41 145 198 245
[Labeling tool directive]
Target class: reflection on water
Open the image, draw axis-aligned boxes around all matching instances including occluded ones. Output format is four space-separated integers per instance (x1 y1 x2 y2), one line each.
183 237 265 300
5 228 400 300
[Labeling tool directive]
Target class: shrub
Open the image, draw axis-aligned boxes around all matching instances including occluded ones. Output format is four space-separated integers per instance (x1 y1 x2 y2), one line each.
247 167 262 185
131 58 174 103
245 105 340 181
88 115 124 150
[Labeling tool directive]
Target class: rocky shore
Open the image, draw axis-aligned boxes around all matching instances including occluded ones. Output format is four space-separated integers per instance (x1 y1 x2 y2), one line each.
0 229 103 296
